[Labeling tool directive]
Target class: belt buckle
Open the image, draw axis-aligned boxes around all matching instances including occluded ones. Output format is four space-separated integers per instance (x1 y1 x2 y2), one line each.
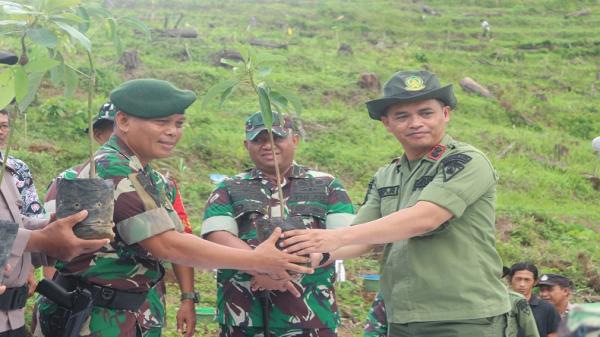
99 287 115 301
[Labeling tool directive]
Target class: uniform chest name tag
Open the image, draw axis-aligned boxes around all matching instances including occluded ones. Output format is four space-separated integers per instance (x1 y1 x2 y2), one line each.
378 185 399 198
441 154 472 182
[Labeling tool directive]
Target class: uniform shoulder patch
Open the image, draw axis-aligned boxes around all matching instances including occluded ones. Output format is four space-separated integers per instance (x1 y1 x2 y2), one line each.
440 153 472 182
413 175 434 190
428 144 446 161
516 298 531 315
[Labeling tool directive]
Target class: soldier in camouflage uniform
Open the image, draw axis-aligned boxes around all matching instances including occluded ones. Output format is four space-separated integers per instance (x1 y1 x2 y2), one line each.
363 292 386 337
557 303 600 337
35 79 312 337
202 111 355 337
40 102 197 337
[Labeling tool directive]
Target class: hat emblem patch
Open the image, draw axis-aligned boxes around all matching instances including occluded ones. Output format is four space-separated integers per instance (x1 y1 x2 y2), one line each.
404 75 426 91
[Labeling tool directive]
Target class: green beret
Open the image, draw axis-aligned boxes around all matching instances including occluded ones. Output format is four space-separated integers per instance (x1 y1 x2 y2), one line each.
109 79 196 118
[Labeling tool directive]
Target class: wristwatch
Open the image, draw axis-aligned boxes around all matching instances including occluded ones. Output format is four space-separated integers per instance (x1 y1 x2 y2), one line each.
180 291 200 303
319 252 331 266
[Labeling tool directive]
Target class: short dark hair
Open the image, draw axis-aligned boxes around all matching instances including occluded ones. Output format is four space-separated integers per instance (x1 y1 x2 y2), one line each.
93 119 114 132
506 262 539 280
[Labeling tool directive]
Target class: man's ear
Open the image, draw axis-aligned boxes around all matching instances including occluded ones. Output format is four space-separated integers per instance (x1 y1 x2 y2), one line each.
114 111 129 133
443 106 452 121
381 115 392 132
291 133 300 147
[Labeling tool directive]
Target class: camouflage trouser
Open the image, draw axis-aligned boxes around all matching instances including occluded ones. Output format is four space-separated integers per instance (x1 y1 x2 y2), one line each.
363 292 387 337
33 286 165 337
219 325 337 337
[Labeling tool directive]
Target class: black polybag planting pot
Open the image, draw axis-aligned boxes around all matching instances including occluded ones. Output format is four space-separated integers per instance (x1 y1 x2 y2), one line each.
56 178 115 240
256 216 310 268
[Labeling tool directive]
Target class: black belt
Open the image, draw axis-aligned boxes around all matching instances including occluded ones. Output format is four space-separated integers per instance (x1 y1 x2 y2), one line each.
0 325 26 337
53 274 148 311
0 285 27 311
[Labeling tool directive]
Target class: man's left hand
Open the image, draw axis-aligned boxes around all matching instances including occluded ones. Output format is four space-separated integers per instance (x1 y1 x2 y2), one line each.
281 229 342 255
27 270 37 297
177 300 196 337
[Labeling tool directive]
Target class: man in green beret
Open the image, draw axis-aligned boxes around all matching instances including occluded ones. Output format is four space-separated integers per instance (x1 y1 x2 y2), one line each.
35 79 312 337
281 70 511 337
39 101 198 337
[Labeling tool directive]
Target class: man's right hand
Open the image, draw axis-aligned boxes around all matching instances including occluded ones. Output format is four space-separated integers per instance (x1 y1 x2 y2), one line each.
250 274 301 298
253 227 313 279
28 210 110 261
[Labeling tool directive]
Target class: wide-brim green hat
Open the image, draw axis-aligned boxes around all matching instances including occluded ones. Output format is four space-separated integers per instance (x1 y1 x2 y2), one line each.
366 70 457 120
245 111 294 141
110 79 196 118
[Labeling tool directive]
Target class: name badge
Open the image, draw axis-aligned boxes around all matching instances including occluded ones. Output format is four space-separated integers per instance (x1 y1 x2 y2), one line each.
378 186 399 198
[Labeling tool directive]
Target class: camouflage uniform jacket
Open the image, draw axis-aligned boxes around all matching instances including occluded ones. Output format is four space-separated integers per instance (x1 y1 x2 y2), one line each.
36 135 183 337
201 164 355 329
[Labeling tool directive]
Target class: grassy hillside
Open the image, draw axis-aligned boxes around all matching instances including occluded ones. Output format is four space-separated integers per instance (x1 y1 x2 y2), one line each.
2 1 599 336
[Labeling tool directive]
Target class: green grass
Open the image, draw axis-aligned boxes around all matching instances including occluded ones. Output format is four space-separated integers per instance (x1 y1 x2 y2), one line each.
3 0 600 336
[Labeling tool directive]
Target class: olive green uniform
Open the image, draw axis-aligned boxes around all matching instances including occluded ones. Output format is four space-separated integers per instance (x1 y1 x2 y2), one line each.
353 134 510 337
507 291 540 337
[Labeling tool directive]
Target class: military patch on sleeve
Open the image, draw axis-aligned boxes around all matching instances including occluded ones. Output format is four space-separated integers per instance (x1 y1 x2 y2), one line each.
441 153 472 182
516 298 531 315
428 144 446 161
413 175 434 190
378 185 399 198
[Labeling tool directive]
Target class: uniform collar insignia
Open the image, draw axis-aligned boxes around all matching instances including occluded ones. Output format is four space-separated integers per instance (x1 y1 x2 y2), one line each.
427 144 446 161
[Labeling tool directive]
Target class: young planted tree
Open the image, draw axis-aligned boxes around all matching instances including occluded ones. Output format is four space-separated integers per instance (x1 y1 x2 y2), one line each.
202 44 305 337
202 45 302 219
0 0 148 239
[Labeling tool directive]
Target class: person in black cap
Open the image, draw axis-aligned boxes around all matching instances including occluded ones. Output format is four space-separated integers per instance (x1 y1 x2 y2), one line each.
505 263 560 337
281 70 510 337
538 274 574 320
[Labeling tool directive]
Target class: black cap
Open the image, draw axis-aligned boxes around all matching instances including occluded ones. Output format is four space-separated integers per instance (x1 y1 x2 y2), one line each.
537 274 572 288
